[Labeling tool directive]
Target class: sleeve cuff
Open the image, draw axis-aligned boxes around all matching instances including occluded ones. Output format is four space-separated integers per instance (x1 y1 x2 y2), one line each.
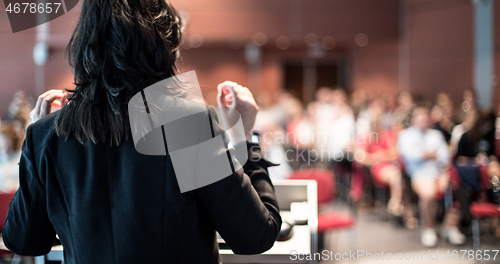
245 142 280 167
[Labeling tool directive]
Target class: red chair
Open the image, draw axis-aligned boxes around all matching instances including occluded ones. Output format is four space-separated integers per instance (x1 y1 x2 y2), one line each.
0 192 15 230
351 161 390 219
469 167 500 247
450 165 500 247
289 169 356 251
0 192 16 261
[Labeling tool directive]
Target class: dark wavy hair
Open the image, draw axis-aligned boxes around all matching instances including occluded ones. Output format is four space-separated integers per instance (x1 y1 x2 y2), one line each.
55 0 182 146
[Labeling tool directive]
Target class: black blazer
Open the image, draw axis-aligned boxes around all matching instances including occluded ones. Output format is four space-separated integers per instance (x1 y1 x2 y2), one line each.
2 111 282 264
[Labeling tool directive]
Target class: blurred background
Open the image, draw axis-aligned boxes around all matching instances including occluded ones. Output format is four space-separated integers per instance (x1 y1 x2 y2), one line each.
1 0 500 112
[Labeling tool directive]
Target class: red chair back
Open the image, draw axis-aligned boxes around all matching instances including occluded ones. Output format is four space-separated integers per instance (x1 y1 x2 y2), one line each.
289 169 335 205
478 166 489 192
0 192 15 231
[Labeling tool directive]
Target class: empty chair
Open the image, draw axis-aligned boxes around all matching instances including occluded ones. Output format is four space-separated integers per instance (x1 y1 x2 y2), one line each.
289 169 356 251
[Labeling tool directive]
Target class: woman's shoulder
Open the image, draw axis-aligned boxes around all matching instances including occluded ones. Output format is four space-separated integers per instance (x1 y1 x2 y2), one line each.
27 111 60 153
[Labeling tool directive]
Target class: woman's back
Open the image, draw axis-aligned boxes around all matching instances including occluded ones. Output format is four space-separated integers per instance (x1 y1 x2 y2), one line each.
3 1 281 262
3 111 281 263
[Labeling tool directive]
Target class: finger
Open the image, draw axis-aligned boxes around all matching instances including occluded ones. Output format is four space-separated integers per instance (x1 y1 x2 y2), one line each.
40 89 64 100
60 91 68 105
217 82 234 93
221 80 237 87
42 90 66 104
217 90 229 108
217 84 229 108
39 89 54 99
223 89 234 105
242 86 252 97
217 83 236 108
40 99 50 118
29 109 36 122
33 96 43 116
239 87 252 101
224 86 236 109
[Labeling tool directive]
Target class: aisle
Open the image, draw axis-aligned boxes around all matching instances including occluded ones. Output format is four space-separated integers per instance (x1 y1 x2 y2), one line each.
321 208 500 263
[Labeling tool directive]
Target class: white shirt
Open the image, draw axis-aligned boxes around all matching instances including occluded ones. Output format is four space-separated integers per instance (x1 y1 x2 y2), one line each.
314 104 355 159
397 126 450 178
450 123 468 155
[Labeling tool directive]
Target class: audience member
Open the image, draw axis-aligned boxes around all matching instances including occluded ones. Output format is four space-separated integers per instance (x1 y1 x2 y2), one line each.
354 99 403 217
457 89 477 123
398 106 465 247
393 91 414 129
0 122 22 193
431 93 455 143
285 98 314 169
450 109 477 155
454 111 500 226
328 89 355 161
309 87 336 161
350 88 370 119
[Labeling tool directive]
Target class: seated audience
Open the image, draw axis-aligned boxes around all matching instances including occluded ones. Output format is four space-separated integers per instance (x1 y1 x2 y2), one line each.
456 111 499 180
393 91 415 129
456 89 477 124
455 111 500 224
456 111 496 160
0 122 22 193
328 89 355 161
309 87 336 161
398 106 465 247
285 98 315 169
355 99 403 217
431 93 454 144
450 109 477 156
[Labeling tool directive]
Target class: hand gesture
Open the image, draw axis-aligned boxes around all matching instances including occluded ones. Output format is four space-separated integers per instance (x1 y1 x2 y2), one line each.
30 89 68 123
217 81 259 142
